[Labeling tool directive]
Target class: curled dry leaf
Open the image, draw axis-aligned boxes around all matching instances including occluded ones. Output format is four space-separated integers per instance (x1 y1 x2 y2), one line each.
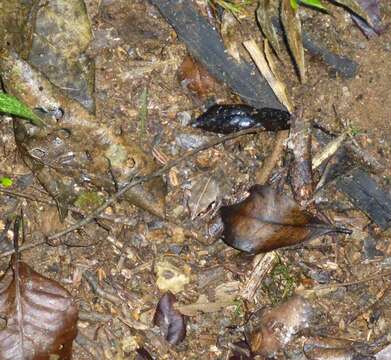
178 55 217 97
250 295 313 357
0 259 78 359
281 0 306 83
192 104 290 134
257 0 281 56
352 0 383 37
221 185 343 253
153 292 186 345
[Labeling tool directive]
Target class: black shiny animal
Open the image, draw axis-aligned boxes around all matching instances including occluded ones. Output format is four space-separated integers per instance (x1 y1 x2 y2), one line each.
191 104 291 134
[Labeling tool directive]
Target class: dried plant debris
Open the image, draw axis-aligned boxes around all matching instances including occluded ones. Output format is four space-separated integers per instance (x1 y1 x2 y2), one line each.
0 49 166 220
249 295 313 357
178 55 218 97
153 292 187 345
256 0 281 56
0 258 78 359
27 0 95 111
303 336 375 360
228 340 254 360
221 185 348 253
281 0 306 83
191 104 290 134
351 0 383 38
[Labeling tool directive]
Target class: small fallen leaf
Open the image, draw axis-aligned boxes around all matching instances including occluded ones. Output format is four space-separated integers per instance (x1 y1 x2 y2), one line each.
192 104 290 134
257 0 281 56
333 0 373 27
281 0 306 82
351 0 383 37
221 184 343 253
153 292 187 345
0 260 78 359
250 295 313 356
178 55 217 97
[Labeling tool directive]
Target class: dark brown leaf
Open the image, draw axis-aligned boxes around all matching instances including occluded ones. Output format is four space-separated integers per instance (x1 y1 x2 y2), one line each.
229 340 254 360
0 260 78 359
153 292 186 345
221 185 343 253
178 55 217 97
191 104 290 134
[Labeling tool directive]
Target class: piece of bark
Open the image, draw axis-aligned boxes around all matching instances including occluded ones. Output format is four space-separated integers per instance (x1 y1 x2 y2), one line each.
336 168 391 229
149 0 284 110
288 109 313 207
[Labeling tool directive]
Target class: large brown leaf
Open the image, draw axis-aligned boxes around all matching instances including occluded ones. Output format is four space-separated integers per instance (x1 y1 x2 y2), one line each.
221 185 340 253
0 259 78 359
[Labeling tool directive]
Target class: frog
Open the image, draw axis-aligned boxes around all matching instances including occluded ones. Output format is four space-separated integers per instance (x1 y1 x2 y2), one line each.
0 48 166 221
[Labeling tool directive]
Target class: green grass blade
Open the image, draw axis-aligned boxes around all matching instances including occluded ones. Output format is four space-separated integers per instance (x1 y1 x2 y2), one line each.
299 0 327 10
0 93 46 127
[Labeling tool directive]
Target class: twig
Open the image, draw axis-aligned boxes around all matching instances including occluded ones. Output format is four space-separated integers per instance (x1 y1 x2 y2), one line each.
240 251 278 301
0 188 137 226
255 130 289 185
82 270 122 305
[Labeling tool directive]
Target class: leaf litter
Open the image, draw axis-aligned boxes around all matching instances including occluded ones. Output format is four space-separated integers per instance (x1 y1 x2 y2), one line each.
0 0 391 359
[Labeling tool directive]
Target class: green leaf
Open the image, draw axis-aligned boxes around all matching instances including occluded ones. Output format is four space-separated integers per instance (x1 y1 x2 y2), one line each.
0 177 13 188
299 0 327 10
290 0 299 10
0 93 45 127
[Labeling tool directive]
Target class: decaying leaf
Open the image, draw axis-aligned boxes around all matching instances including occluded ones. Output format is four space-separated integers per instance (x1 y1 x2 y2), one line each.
153 292 187 345
221 10 243 63
281 0 306 82
256 0 281 56
178 55 217 97
28 0 95 111
0 259 78 359
351 0 383 37
221 184 342 253
250 295 313 357
333 0 373 27
0 48 166 220
192 104 290 134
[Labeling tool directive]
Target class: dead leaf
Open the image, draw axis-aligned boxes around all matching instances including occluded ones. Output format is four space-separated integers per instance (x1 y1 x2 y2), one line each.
153 292 186 345
0 259 78 359
333 0 373 27
250 295 313 356
256 0 281 56
178 55 217 97
191 104 290 134
351 0 383 37
221 11 242 63
175 294 235 316
221 184 340 253
229 340 254 360
281 0 306 82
